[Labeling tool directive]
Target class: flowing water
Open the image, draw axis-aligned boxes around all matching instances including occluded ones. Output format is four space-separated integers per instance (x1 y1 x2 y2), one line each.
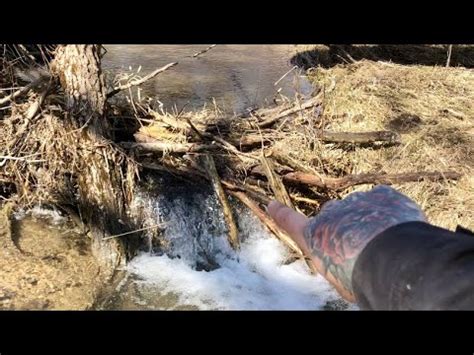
97 174 349 310
14 45 350 310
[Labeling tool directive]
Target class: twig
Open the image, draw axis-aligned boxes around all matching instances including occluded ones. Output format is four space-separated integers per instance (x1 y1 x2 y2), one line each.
24 81 52 120
261 155 294 208
0 76 46 106
107 62 178 98
331 45 357 64
0 155 46 163
121 141 217 154
191 44 216 58
227 190 317 274
257 94 322 128
274 65 298 86
446 45 453 67
203 154 239 249
227 190 301 255
102 224 164 240
282 171 463 191
318 130 401 144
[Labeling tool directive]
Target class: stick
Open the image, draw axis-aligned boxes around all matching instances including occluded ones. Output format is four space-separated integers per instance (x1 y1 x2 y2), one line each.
228 190 302 254
102 224 164 240
227 190 317 274
221 179 271 206
319 130 401 144
274 65 298 86
270 148 319 175
0 76 46 106
257 94 322 128
446 45 453 67
203 154 239 249
121 141 217 154
330 45 357 64
24 81 52 120
0 155 46 163
231 130 400 150
107 62 178 98
191 44 216 58
261 156 294 208
282 171 463 191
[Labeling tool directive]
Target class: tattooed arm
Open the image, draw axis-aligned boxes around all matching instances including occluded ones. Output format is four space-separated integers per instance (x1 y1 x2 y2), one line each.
268 185 427 303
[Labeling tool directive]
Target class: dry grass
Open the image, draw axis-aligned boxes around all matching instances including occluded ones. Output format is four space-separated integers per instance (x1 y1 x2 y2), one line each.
300 59 474 230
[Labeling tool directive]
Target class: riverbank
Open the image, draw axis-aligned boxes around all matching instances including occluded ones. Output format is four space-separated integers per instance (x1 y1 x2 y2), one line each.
0 45 472 309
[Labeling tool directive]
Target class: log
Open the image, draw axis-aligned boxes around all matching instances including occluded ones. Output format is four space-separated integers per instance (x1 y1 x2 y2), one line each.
282 171 463 191
203 154 239 249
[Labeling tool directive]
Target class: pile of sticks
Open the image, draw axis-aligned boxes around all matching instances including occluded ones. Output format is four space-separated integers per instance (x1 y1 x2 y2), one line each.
119 91 462 271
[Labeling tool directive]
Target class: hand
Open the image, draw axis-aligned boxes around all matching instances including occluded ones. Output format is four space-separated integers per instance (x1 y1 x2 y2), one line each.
267 185 427 302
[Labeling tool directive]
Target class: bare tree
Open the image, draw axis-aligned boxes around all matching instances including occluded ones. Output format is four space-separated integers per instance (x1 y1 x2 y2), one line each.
50 45 136 272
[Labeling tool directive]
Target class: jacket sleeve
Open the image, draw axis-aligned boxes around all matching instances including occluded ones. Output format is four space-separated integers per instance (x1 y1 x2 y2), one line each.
352 221 474 310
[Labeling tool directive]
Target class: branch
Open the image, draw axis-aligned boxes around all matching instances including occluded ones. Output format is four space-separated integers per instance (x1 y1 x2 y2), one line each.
191 44 216 58
257 94 322 128
203 154 239 249
121 141 217 154
227 190 317 274
107 62 178 98
319 130 401 144
282 171 463 191
261 156 294 208
0 76 46 106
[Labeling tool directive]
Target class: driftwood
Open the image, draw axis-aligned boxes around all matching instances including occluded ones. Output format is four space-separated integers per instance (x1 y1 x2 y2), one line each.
203 154 239 249
107 62 178 98
282 171 463 191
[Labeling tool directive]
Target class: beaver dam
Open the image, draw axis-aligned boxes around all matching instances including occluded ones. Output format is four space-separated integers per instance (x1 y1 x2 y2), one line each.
0 45 472 310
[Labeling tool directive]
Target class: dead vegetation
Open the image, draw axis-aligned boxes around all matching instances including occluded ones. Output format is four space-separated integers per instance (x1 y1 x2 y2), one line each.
0 44 472 285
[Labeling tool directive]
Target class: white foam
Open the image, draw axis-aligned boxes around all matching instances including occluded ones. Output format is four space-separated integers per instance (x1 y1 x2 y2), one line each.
128 224 347 310
14 205 67 225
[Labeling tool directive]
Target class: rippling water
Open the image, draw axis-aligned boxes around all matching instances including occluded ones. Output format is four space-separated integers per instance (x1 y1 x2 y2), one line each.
103 45 314 114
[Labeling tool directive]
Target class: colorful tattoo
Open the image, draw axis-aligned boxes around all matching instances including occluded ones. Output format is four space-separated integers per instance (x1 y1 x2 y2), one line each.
303 185 427 293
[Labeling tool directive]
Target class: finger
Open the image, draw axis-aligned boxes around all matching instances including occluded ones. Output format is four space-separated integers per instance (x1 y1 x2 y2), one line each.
267 200 310 250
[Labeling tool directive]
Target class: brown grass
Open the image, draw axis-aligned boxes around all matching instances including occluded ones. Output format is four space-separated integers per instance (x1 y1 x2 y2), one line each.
300 59 474 230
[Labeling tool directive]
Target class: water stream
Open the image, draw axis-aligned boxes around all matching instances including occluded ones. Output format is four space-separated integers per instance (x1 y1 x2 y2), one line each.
15 45 350 310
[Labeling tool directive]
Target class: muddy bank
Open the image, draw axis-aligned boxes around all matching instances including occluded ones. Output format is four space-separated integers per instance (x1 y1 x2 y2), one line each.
0 205 109 310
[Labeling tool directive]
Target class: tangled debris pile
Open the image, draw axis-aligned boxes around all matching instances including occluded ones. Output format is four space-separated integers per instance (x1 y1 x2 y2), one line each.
0 45 471 285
